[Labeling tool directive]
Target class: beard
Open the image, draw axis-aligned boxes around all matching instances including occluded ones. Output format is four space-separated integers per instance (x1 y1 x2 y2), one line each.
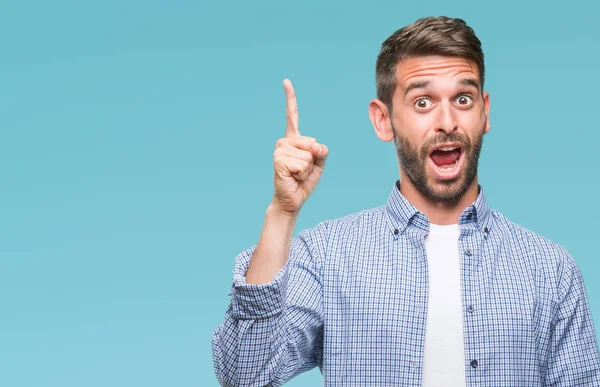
393 127 484 202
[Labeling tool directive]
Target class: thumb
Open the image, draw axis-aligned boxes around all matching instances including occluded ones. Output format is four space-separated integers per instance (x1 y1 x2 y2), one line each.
313 143 328 169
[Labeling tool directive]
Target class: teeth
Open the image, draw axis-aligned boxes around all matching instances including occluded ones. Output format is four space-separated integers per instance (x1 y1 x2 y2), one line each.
438 146 459 151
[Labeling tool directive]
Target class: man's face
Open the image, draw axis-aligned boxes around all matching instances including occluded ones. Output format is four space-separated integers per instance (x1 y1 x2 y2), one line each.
390 56 490 202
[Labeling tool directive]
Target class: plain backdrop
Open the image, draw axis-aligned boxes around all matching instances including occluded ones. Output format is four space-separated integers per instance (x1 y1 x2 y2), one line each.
1 0 599 386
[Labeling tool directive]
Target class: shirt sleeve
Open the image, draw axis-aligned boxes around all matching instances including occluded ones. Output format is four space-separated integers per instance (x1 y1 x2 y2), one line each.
211 223 326 386
545 252 600 386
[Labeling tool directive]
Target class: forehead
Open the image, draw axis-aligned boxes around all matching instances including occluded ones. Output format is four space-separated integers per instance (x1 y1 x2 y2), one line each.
395 56 480 91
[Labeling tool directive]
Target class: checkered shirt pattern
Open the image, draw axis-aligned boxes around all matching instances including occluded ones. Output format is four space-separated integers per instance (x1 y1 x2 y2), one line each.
212 180 600 386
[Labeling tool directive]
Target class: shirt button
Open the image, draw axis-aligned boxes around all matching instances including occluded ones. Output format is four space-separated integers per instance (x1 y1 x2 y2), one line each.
394 229 399 235
412 361 418 368
466 213 472 219
465 248 472 256
471 360 478 368
468 305 475 313
484 227 489 233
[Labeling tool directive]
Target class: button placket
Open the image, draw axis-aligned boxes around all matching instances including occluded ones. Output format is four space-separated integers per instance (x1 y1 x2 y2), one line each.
460 234 480 377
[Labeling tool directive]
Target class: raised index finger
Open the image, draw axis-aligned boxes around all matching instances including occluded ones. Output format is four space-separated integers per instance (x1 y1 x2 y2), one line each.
283 79 299 136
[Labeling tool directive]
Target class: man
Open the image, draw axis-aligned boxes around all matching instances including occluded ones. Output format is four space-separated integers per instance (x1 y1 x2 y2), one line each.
211 16 600 386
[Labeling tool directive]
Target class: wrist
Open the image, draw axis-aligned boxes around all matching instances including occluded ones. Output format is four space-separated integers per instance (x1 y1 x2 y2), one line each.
267 200 300 221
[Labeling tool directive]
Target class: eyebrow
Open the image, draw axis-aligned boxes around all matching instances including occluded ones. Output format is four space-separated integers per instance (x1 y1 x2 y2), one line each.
459 78 480 92
404 78 481 95
404 81 430 95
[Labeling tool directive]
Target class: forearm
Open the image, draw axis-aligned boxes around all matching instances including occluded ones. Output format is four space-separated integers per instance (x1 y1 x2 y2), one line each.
245 202 299 285
212 308 289 386
212 222 326 385
213 243 321 385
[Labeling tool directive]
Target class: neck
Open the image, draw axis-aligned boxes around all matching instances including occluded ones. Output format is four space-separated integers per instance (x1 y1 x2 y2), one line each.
398 173 480 226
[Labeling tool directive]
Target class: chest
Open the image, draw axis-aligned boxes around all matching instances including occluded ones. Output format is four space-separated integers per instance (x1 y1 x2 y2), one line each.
319 234 549 385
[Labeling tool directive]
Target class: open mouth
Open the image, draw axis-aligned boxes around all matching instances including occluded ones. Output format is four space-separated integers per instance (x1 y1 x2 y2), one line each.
428 144 464 178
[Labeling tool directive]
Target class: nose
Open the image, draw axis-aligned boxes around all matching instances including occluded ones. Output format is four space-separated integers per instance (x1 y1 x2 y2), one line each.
435 101 458 134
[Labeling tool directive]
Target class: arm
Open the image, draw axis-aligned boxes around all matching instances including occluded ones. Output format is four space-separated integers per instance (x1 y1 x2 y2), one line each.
211 218 326 386
245 202 300 285
545 253 600 386
212 78 328 386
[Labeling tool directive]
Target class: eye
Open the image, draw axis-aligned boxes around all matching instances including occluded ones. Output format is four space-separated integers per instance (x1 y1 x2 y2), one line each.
456 94 473 106
414 98 432 110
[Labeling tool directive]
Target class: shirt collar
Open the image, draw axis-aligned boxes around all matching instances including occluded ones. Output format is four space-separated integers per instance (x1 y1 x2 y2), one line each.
385 180 493 236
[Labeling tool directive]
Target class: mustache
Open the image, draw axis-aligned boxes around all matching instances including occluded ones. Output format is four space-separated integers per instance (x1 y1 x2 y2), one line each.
420 132 472 158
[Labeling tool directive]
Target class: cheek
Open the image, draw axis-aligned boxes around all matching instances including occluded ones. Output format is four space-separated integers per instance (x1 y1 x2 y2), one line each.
395 110 436 140
456 109 486 132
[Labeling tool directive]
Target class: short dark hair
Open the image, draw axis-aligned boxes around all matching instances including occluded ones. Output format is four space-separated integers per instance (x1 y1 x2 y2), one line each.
376 16 485 111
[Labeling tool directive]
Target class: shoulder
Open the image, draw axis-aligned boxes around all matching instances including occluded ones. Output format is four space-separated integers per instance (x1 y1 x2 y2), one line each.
296 205 387 253
305 205 387 238
494 210 570 260
491 210 581 295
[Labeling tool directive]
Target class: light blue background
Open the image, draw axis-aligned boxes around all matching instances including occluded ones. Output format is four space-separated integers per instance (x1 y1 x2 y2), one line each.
1 1 598 386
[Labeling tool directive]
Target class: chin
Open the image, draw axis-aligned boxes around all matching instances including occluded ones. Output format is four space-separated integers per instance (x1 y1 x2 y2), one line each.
425 175 470 202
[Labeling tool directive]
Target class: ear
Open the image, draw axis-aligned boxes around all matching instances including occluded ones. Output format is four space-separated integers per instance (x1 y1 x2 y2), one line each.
483 91 491 134
369 99 395 142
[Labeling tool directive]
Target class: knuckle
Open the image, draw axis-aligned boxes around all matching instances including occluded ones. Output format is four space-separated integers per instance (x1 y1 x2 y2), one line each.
300 151 313 162
299 159 310 171
273 152 287 166
288 161 301 172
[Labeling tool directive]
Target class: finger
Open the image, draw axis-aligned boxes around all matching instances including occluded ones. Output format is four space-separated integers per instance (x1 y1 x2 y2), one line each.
297 163 313 181
277 145 314 164
283 79 299 137
311 143 328 169
277 156 311 180
284 135 317 151
289 159 313 181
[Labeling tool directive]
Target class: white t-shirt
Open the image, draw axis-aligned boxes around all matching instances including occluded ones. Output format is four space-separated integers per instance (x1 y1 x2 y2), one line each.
422 223 466 387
